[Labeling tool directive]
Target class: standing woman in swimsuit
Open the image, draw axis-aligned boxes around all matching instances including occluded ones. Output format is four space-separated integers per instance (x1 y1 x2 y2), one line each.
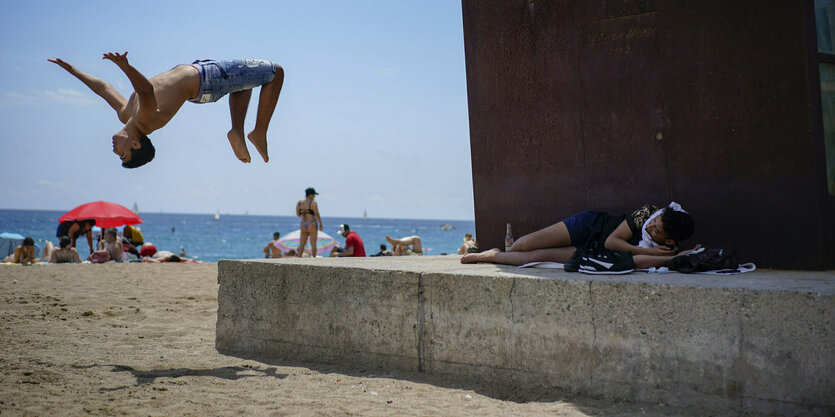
296 187 323 257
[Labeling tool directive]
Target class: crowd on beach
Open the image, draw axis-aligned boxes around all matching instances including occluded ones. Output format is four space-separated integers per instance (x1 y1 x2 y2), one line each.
2 221 194 265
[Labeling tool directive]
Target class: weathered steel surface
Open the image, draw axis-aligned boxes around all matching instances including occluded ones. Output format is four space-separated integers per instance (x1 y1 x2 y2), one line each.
462 0 834 269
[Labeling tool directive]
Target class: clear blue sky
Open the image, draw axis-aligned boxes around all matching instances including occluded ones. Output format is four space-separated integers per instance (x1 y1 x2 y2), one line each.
0 0 474 220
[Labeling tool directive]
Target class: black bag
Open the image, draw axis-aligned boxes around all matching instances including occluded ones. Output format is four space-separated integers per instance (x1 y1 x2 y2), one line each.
666 245 739 273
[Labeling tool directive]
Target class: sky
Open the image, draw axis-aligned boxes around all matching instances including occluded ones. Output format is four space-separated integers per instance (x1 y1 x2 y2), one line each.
0 0 474 221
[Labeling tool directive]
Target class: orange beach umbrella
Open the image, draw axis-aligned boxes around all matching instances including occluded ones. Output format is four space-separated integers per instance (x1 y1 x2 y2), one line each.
59 200 143 228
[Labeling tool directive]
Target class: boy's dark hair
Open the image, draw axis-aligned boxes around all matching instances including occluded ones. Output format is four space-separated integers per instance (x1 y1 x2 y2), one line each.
168 255 181 262
273 232 281 239
661 208 695 243
105 228 118 237
122 134 155 169
23 237 35 247
59 236 71 248
380 244 387 250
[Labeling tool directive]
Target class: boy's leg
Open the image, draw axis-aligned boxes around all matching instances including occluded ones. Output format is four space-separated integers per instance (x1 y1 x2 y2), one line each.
460 247 575 265
510 222 572 252
227 89 253 163
247 65 284 163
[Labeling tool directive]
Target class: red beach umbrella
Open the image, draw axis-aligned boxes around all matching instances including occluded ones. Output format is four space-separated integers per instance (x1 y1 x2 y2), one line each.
59 200 143 228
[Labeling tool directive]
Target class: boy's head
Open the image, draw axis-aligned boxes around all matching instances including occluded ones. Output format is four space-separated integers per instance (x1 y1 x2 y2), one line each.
105 228 118 242
59 236 71 249
23 237 35 247
122 134 155 168
659 208 695 245
273 232 281 240
113 127 154 168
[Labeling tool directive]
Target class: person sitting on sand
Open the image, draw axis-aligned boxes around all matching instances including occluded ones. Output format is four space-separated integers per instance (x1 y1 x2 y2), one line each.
49 51 284 167
386 235 423 256
458 233 477 255
44 236 83 264
97 228 125 262
330 224 366 257
264 232 283 258
2 237 39 264
370 244 393 257
460 202 699 269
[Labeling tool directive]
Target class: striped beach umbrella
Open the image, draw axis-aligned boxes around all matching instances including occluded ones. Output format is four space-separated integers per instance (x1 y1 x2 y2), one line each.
273 230 339 255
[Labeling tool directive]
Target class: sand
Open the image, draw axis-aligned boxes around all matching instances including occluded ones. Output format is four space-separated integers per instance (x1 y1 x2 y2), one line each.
0 263 717 416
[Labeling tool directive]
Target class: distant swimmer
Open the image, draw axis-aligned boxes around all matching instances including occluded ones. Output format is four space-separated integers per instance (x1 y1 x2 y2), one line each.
49 52 285 168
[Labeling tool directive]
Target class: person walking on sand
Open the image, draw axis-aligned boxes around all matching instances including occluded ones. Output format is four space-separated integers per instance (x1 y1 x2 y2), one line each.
296 188 323 257
49 52 284 168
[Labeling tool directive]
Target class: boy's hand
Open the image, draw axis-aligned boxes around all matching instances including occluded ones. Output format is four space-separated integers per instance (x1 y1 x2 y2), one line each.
102 51 129 67
48 58 74 72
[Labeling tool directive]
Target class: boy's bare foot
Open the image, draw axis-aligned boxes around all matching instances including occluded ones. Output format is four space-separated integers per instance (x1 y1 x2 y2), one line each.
247 130 269 163
460 248 500 264
385 235 397 246
227 129 251 163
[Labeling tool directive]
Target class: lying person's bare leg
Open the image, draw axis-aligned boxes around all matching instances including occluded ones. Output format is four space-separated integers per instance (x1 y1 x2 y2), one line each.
509 222 572 252
227 89 253 163
460 247 576 265
386 235 421 250
247 66 284 163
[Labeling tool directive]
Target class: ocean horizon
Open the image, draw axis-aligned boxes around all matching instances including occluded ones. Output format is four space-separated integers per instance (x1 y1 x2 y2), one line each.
0 208 476 263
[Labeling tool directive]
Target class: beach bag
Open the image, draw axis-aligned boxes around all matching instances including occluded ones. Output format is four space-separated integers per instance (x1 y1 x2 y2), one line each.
666 245 739 273
90 249 111 264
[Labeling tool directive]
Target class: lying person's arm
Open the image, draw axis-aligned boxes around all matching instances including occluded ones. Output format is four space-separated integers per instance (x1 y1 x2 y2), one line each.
605 221 677 256
633 244 703 269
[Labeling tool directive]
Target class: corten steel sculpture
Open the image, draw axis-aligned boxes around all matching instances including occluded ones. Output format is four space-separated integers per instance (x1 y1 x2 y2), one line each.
462 0 834 269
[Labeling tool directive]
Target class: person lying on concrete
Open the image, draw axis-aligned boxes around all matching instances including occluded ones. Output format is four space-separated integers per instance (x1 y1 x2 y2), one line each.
330 224 366 257
386 235 423 256
264 232 283 258
49 52 284 167
460 202 700 269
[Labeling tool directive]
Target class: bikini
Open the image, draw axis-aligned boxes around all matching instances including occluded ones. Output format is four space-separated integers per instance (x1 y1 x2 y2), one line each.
298 202 316 228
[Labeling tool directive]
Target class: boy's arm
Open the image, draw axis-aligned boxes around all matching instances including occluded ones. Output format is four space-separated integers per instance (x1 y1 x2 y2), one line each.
48 58 129 122
102 52 157 131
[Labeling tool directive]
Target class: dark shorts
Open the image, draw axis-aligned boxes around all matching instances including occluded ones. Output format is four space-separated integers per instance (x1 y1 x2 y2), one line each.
562 210 608 249
189 59 277 103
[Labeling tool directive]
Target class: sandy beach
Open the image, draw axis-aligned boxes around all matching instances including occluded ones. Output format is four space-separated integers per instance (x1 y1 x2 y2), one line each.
0 263 723 416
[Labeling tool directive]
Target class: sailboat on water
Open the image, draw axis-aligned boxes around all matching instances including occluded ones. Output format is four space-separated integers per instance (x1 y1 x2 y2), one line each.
363 209 368 220
214 210 220 221
132 202 139 215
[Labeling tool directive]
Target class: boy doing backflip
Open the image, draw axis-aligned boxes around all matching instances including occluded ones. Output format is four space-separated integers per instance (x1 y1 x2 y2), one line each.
49 52 284 168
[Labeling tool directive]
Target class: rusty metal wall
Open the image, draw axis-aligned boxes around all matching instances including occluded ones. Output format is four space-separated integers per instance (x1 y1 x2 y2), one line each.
462 0 834 269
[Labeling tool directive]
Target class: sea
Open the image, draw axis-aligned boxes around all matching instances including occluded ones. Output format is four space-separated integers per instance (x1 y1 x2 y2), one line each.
0 209 475 262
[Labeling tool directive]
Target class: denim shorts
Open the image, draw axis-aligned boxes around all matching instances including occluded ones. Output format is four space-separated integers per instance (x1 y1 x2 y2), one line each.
189 59 277 104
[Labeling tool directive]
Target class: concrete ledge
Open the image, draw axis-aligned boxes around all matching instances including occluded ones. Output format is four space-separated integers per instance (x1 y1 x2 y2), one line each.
216 257 835 416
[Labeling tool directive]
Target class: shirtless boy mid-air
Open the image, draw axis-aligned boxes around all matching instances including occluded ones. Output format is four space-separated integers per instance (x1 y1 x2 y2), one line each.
49 52 284 168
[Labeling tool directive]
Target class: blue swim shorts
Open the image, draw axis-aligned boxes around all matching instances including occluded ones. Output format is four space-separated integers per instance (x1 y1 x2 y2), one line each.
562 210 607 248
189 59 277 104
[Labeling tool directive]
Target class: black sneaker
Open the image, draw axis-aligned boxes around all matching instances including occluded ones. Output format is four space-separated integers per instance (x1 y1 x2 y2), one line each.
577 250 636 275
564 250 582 272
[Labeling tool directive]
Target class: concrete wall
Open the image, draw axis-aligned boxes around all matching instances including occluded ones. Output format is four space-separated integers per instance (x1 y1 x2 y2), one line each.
216 257 835 416
461 0 834 269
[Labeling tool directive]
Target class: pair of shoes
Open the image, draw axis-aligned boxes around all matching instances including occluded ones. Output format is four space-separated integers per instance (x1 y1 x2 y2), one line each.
577 250 636 275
